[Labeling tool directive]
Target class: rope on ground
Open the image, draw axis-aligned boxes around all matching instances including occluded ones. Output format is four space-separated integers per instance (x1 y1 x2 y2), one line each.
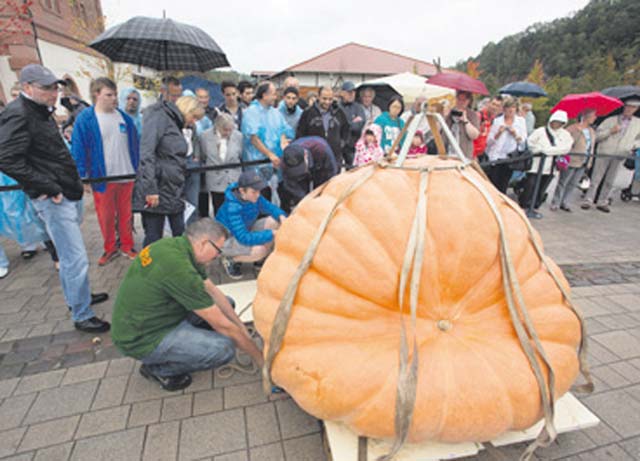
215 302 260 380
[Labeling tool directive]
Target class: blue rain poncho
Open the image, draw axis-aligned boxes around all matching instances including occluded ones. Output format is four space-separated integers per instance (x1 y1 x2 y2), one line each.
0 173 49 245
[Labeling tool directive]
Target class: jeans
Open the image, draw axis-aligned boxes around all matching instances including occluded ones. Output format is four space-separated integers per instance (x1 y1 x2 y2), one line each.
0 243 8 269
184 157 201 225
31 197 95 322
141 313 236 377
141 212 184 247
551 166 584 208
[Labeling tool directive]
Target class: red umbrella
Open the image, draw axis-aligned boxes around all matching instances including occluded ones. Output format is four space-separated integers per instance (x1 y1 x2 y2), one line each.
551 92 623 118
427 72 489 96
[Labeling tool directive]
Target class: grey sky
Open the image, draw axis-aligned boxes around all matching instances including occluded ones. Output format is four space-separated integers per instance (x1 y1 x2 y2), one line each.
101 0 590 74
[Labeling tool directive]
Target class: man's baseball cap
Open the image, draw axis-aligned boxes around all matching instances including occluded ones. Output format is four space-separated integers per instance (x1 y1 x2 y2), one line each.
19 64 65 86
238 170 267 191
341 81 356 92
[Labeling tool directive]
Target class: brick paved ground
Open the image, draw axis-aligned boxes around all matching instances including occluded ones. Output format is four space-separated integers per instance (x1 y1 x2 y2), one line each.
1 194 640 461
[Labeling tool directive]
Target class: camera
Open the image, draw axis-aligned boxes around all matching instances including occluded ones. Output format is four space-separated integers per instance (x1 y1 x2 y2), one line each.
451 109 463 117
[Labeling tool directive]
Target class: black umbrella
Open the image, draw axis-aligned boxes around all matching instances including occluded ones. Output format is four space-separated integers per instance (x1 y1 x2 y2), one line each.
498 81 547 98
601 85 640 101
356 84 399 112
89 16 230 72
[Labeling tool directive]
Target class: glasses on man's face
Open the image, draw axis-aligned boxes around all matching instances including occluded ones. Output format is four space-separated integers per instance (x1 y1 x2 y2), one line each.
207 239 223 254
34 83 60 92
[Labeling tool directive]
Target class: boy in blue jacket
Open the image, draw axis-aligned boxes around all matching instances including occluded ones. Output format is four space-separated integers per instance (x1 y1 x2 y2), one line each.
216 170 286 279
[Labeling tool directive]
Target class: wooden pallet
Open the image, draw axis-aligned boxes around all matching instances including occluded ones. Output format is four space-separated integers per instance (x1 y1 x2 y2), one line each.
323 393 599 461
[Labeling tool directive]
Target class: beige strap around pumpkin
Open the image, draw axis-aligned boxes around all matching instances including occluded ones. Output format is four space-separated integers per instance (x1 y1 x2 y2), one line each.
460 169 558 461
262 167 377 394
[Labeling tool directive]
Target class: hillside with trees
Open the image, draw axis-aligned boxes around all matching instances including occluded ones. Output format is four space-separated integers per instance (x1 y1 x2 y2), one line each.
457 0 640 121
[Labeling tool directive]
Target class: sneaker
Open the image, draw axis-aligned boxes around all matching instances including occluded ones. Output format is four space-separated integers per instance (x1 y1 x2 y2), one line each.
121 248 138 260
581 201 591 210
560 204 572 212
139 364 192 391
74 317 110 333
222 257 243 280
0 267 8 279
98 250 119 266
596 204 611 213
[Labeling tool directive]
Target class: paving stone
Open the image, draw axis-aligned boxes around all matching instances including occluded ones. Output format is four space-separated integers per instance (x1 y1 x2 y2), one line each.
26 324 56 338
123 368 171 403
13 370 65 396
19 415 80 452
105 357 135 377
535 430 597 459
60 350 94 368
128 399 162 427
0 393 36 431
20 360 57 377
70 427 145 461
76 405 130 439
0 377 20 398
161 394 192 421
0 427 27 458
591 365 632 389
193 388 223 416
607 294 640 312
142 421 179 461
609 361 640 383
184 369 213 393
0 363 24 380
576 443 635 460
1 327 32 343
91 374 129 410
12 336 53 352
24 380 98 425
213 366 261 388
275 398 321 439
282 433 326 461
246 402 280 447
588 340 622 366
33 442 73 461
61 361 108 386
179 409 246 460
214 451 248 461
0 452 34 461
619 436 640 459
2 349 43 366
50 331 86 346
583 389 640 438
592 331 640 360
249 442 284 461
39 344 66 361
224 381 268 409
583 421 622 446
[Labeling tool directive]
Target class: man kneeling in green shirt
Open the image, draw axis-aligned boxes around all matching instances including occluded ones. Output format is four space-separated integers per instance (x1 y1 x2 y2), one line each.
111 219 263 391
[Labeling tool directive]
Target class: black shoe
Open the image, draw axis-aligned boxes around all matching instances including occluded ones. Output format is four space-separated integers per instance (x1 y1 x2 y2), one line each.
222 257 243 280
74 317 110 333
139 364 192 391
21 250 37 260
91 292 109 305
560 204 572 212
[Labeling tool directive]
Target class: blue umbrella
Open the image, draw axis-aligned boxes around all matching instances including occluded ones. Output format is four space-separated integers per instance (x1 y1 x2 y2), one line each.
498 81 547 98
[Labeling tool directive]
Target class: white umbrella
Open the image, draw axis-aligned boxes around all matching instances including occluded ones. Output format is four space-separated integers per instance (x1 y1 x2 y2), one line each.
358 72 454 104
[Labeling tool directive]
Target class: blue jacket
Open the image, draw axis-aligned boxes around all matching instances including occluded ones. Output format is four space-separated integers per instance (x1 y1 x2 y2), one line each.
71 107 140 193
216 182 286 246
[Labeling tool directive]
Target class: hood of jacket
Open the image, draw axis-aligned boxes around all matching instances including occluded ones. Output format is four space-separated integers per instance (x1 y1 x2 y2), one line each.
118 88 142 119
548 110 568 131
357 123 382 145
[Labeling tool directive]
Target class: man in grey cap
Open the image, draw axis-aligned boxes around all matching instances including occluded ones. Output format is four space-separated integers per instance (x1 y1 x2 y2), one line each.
0 64 110 333
582 98 640 212
339 81 366 169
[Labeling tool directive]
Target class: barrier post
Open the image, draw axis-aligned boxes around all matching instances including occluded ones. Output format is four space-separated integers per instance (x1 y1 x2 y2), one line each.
527 154 547 219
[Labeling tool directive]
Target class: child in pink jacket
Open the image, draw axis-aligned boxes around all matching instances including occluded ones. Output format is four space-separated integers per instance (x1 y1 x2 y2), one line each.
353 124 384 167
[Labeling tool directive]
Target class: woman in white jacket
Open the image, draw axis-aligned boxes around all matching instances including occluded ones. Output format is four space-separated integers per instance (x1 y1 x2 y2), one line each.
485 97 527 193
518 110 573 218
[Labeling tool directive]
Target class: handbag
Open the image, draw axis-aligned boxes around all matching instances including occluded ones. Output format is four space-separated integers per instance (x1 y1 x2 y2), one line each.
624 157 635 170
507 148 532 171
555 155 570 172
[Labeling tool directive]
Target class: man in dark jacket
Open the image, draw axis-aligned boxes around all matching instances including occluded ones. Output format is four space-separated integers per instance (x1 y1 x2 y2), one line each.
339 81 367 169
296 86 349 168
0 64 109 333
132 97 188 247
280 137 338 213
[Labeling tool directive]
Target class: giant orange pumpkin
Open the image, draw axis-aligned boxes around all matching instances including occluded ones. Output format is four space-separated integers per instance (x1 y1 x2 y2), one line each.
253 155 583 444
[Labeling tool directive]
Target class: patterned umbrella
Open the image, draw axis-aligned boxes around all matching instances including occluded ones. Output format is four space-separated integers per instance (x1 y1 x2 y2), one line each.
89 16 230 72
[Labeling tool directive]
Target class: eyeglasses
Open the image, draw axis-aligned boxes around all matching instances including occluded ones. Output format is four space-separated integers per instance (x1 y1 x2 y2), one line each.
207 239 223 254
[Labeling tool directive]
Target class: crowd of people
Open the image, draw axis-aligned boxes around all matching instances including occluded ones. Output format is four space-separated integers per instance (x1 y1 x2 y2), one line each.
1 62 639 392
